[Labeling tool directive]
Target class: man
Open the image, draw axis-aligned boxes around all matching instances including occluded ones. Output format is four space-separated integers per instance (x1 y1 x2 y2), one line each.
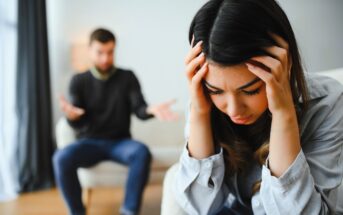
53 28 177 215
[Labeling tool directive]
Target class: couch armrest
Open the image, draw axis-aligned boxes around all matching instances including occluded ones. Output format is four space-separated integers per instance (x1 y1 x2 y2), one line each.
318 67 343 84
56 117 76 149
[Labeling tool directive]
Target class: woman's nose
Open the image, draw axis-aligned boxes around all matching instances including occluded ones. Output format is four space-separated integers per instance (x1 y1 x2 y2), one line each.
226 95 244 118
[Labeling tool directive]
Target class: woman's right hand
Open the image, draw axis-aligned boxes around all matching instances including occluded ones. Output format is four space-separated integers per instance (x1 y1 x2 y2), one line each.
184 39 215 159
185 40 212 116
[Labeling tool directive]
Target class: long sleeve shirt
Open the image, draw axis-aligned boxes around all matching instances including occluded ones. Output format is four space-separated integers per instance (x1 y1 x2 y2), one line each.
67 67 153 140
174 73 343 215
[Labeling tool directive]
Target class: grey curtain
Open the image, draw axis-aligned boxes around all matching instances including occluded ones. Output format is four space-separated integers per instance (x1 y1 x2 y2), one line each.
16 0 55 192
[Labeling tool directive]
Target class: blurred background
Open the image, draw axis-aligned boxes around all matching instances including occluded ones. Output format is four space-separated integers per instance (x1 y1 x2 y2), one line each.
1 0 342 214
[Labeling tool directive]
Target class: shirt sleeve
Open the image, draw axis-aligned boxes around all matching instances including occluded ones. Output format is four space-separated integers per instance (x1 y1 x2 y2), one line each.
67 75 88 129
128 71 153 120
174 105 231 214
174 144 229 215
259 93 343 214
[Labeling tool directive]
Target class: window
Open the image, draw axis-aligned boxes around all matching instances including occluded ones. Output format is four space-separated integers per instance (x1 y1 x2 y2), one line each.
0 0 19 201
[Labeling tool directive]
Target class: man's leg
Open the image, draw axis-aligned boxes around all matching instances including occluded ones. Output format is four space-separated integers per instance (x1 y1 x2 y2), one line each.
107 139 152 215
52 139 107 215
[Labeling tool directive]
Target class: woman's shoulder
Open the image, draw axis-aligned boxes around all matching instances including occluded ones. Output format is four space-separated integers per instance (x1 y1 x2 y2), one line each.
305 72 343 101
300 72 343 145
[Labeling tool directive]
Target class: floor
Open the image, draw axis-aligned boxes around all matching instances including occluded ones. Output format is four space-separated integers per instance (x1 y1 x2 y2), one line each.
0 184 163 215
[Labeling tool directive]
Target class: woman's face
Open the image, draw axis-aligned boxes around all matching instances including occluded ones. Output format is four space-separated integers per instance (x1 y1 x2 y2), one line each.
204 63 268 125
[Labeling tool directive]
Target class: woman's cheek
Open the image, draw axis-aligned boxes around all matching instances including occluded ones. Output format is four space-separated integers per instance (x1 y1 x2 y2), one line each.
210 95 226 112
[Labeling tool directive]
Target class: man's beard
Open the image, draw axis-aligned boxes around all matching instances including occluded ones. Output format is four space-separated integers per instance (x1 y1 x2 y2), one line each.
95 64 113 74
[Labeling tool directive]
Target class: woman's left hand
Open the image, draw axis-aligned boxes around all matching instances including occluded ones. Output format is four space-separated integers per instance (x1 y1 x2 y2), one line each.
245 34 295 116
246 34 302 177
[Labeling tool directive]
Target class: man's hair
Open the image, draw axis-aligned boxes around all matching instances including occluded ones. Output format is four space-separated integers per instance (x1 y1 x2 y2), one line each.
90 28 116 44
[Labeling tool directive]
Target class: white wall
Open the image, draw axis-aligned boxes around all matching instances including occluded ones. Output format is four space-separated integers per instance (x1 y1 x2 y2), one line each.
278 0 343 72
47 0 343 123
47 0 207 122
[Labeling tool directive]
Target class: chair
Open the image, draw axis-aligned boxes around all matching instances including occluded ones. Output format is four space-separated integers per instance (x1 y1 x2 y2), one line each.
55 112 185 212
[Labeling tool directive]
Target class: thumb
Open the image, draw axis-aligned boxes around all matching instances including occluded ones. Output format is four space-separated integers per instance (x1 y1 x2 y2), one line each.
165 98 177 106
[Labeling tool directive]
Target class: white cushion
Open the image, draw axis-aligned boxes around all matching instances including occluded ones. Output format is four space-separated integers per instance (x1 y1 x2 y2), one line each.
316 67 343 84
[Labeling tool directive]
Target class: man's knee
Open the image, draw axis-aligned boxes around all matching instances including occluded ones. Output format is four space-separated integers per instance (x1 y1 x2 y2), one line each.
132 143 152 164
53 148 75 172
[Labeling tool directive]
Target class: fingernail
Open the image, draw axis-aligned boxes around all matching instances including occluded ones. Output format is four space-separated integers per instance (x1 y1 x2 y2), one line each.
246 63 254 69
196 40 203 47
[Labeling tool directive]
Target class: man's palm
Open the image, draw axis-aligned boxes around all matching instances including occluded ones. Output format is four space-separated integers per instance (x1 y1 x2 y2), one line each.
59 95 85 121
147 99 179 121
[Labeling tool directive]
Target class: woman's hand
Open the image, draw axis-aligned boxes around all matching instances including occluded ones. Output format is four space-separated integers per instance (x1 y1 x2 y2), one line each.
246 34 301 177
185 39 211 116
245 34 294 117
185 38 215 159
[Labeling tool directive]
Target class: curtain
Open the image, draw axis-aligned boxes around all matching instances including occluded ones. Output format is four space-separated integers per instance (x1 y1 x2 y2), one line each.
16 0 55 192
0 0 19 201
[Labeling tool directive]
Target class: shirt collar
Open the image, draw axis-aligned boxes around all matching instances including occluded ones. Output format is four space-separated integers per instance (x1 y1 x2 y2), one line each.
90 66 116 81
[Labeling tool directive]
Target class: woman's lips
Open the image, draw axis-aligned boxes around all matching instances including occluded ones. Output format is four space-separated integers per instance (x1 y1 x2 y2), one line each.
231 115 252 124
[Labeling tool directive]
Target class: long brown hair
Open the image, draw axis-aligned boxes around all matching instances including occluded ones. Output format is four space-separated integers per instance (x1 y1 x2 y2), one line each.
191 0 309 194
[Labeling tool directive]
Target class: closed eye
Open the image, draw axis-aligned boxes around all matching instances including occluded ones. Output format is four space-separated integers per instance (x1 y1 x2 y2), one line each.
206 88 224 95
242 87 261 96
203 81 224 95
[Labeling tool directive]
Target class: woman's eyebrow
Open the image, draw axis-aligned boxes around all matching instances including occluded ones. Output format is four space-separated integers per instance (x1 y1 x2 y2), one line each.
203 80 223 91
203 78 261 91
237 77 261 90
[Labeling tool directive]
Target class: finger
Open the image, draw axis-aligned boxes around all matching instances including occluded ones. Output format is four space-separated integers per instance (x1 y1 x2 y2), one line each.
184 41 203 65
164 98 177 107
59 94 66 101
191 35 195 47
263 46 288 65
73 107 85 115
60 102 67 112
269 33 289 51
155 110 166 121
160 110 170 121
167 111 179 121
165 113 179 121
191 62 208 86
250 56 284 81
246 63 277 88
59 95 67 105
264 45 292 74
186 52 206 83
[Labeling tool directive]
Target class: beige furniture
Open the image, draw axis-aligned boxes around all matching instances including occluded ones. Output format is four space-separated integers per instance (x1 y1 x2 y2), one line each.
55 112 185 211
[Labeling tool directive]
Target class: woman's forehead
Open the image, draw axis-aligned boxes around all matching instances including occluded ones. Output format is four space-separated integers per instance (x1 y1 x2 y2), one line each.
206 63 258 89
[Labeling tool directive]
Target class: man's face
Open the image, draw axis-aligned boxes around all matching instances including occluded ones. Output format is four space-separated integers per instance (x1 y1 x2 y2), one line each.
89 40 115 72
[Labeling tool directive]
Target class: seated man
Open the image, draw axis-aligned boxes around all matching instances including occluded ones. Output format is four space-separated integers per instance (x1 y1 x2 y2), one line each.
53 28 177 215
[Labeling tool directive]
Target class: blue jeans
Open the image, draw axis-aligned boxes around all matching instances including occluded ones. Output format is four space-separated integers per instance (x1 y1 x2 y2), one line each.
52 138 152 215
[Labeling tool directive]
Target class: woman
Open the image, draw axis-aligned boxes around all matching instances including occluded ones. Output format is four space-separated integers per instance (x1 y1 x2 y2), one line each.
162 0 343 214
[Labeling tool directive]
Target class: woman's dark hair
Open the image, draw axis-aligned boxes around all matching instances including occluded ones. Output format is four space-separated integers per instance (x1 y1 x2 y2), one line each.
90 28 116 44
189 0 309 194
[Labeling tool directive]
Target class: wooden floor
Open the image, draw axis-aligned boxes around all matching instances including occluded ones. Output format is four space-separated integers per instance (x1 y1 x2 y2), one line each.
0 184 162 215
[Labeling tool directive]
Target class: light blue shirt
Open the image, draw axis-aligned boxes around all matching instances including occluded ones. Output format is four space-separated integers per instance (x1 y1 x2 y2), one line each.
174 73 343 215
